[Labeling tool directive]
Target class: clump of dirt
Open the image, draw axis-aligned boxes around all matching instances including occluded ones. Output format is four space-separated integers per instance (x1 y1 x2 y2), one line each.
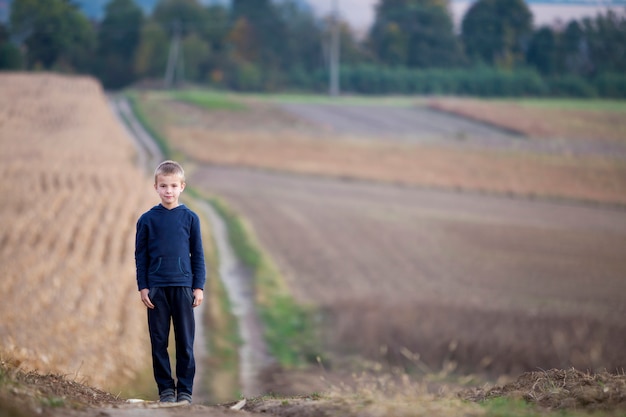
462 368 626 412
3 358 626 417
0 359 123 415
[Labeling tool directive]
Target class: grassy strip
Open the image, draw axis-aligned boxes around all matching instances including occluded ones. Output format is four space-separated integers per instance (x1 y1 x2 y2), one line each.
123 91 242 400
511 98 626 112
183 195 242 402
170 90 247 111
124 91 171 157
478 397 600 417
209 197 321 368
250 93 424 106
128 89 319 367
168 89 426 107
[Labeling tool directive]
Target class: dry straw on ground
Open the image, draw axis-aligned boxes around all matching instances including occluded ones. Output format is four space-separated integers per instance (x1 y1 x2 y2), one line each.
0 73 155 390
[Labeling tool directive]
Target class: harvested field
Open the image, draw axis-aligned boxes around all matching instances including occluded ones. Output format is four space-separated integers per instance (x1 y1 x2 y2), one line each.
193 166 626 377
133 91 626 379
428 97 626 144
140 93 626 205
0 73 155 390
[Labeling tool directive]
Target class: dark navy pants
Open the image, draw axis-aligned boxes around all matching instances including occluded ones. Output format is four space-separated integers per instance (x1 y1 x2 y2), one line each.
147 286 195 396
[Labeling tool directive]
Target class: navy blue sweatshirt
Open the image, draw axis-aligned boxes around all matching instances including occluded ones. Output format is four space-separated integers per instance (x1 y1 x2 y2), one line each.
135 204 206 291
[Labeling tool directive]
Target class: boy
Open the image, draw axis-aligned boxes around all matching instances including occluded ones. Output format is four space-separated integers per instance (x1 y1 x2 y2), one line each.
135 160 206 404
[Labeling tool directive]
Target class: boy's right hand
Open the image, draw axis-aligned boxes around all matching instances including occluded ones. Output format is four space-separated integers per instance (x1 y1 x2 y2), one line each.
140 288 155 309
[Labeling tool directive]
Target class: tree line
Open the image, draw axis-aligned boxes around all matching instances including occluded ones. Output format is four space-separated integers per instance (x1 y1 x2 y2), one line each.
1 0 625 97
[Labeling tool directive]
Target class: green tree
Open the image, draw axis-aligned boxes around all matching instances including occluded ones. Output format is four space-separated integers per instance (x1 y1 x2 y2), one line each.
368 0 463 68
526 26 558 75
202 4 230 54
560 20 590 76
97 0 144 89
278 0 324 70
582 10 626 75
152 0 215 86
153 0 209 38
134 20 169 79
0 23 22 70
461 0 533 68
10 0 95 70
230 0 288 76
182 33 211 81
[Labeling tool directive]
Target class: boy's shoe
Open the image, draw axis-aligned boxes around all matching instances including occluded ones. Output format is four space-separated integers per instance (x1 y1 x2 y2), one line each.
177 392 192 404
159 388 176 403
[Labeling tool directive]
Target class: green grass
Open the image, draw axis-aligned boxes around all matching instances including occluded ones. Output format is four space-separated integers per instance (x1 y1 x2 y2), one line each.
479 397 612 417
183 194 242 401
209 197 321 368
170 90 247 111
124 91 171 157
166 88 426 107
512 98 626 112
245 92 426 106
167 90 626 111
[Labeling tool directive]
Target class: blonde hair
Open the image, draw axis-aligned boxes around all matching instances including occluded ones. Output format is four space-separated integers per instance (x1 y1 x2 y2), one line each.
154 160 185 184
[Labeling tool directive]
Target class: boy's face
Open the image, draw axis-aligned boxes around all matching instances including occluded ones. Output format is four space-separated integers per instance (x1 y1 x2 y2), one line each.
154 174 185 209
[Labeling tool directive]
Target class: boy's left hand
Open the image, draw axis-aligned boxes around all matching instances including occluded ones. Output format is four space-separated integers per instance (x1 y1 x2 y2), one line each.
192 288 204 308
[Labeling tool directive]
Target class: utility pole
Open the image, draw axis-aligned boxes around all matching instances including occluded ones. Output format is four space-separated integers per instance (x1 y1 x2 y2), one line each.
329 0 340 97
164 20 181 89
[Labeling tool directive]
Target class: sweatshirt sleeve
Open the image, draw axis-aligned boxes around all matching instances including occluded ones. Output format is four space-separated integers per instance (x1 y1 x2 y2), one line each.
190 212 206 290
135 216 149 291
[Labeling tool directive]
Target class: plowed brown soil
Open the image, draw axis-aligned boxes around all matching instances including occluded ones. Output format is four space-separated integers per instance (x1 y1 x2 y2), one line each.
140 92 626 383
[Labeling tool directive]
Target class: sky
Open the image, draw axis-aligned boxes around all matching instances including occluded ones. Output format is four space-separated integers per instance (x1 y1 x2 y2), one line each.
7 0 623 33
307 0 626 33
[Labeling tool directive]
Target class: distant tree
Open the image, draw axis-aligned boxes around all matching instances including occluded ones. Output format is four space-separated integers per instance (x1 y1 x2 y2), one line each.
97 0 144 89
229 0 288 74
134 20 169 79
0 23 22 70
461 0 533 68
526 26 559 75
582 10 626 75
368 0 463 68
560 20 590 76
277 0 325 71
182 33 211 81
337 21 372 66
153 0 208 37
227 16 258 64
10 0 95 70
151 0 215 86
202 4 230 54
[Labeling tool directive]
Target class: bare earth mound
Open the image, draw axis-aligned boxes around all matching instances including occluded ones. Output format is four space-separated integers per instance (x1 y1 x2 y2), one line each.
3 360 624 416
463 368 626 412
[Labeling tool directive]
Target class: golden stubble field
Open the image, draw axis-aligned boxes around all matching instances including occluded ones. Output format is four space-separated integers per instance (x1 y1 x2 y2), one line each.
0 73 156 390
